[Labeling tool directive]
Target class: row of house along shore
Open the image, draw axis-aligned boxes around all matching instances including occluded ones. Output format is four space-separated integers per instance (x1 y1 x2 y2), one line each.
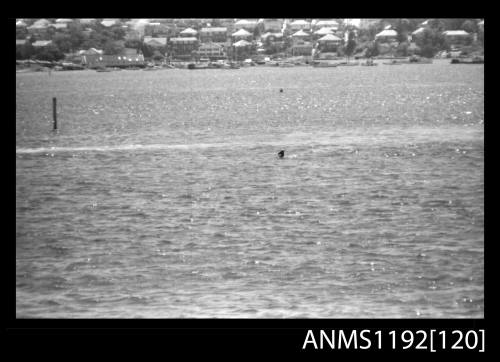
16 19 484 66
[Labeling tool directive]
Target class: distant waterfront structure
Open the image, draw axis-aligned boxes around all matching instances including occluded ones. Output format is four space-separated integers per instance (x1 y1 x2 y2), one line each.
15 18 485 64
262 19 283 32
81 53 145 68
234 19 259 32
101 19 120 28
169 37 199 60
289 19 311 31
27 19 51 39
411 27 426 43
313 27 334 40
313 19 339 31
292 29 311 42
32 40 53 48
317 33 342 52
375 29 398 43
50 23 67 30
196 42 226 59
79 18 97 25
180 27 198 38
143 36 167 48
200 27 228 43
232 28 253 41
442 30 471 46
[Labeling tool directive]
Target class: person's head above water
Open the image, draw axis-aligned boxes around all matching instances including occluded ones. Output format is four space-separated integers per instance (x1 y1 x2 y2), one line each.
278 150 285 158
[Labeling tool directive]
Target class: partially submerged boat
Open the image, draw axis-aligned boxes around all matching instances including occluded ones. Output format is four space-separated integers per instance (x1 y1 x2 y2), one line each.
312 62 338 67
451 56 484 64
337 61 359 66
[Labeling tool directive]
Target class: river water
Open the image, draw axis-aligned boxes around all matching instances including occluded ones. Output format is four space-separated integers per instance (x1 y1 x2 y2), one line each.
16 60 484 318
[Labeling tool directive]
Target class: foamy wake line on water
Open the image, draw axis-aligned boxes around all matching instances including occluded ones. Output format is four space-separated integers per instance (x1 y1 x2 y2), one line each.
16 143 247 154
15 140 335 155
16 127 482 155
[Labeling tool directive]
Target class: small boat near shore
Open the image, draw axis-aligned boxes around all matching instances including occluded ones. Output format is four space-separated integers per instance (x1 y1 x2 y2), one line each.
451 57 484 64
383 56 433 65
312 62 338 67
337 62 359 66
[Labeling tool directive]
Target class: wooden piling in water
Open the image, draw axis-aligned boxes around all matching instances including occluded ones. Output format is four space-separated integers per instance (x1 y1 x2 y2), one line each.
52 97 57 130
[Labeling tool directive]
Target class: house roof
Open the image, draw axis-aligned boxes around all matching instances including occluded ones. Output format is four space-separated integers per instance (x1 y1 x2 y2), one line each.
375 29 397 37
318 34 342 42
180 27 198 35
129 19 151 29
198 42 223 49
235 19 258 26
55 19 73 23
314 27 334 35
344 19 361 28
79 19 96 24
32 40 52 47
315 20 338 28
292 43 313 49
232 28 252 37
16 20 27 27
261 32 283 39
101 19 119 27
51 23 67 29
200 27 227 33
412 27 426 35
144 37 167 46
292 29 310 37
443 30 469 36
32 19 51 28
78 48 103 55
16 39 27 45
291 20 310 26
169 37 198 43
478 20 484 26
233 39 251 47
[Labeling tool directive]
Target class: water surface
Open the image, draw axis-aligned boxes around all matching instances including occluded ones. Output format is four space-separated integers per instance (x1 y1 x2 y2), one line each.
16 61 484 318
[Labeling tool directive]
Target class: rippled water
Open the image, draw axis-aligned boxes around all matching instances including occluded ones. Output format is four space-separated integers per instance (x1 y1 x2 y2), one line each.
16 60 484 318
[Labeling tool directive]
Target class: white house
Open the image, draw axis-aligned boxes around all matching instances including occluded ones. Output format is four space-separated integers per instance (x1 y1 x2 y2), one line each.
314 20 339 31
375 29 398 43
289 20 311 31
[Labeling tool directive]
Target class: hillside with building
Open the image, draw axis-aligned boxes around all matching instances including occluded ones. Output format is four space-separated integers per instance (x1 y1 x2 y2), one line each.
15 18 484 69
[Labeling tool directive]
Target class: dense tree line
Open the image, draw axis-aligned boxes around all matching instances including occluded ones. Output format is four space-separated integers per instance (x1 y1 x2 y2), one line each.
16 21 131 60
357 18 481 58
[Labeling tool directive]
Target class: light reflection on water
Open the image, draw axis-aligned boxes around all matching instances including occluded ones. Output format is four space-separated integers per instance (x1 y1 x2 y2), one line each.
16 61 483 318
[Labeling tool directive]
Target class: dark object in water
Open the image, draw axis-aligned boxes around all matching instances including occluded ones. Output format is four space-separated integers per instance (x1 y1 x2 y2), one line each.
280 88 283 92
451 57 484 64
278 150 285 158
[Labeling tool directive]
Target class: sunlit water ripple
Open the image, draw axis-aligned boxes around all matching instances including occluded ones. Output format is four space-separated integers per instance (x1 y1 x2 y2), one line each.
16 60 483 318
